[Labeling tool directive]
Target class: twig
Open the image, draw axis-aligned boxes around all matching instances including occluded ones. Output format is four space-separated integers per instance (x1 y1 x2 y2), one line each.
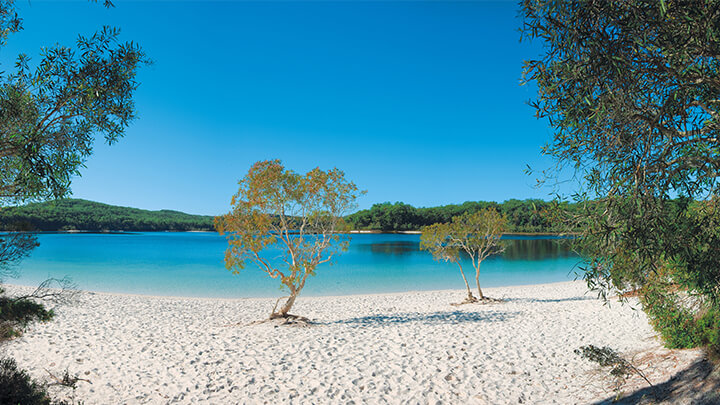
45 368 92 387
270 296 288 318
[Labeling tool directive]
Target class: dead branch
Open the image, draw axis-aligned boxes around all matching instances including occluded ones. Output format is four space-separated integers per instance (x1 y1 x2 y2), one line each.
45 368 92 387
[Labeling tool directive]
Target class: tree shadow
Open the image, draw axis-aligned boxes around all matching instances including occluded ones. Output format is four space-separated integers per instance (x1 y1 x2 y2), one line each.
593 358 720 405
503 296 597 304
330 309 519 326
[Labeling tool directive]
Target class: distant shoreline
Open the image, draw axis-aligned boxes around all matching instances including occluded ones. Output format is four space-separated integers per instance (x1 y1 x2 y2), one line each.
0 198 580 236
0 229 216 234
2 229 574 237
350 230 574 236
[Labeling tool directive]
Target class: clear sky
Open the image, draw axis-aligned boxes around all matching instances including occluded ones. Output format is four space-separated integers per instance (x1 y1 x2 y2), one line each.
2 0 558 215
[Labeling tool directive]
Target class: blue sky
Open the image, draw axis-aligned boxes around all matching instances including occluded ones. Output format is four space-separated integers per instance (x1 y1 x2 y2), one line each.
3 0 557 215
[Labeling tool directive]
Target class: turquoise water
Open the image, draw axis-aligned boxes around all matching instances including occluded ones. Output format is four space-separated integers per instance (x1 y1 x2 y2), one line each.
7 233 581 298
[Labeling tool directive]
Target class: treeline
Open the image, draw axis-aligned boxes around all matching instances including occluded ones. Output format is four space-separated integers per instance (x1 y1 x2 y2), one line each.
0 199 214 232
346 199 579 233
0 198 581 233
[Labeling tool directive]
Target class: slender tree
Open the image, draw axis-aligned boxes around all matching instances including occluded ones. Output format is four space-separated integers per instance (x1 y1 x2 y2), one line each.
452 209 506 300
420 222 476 304
421 208 506 301
215 160 362 320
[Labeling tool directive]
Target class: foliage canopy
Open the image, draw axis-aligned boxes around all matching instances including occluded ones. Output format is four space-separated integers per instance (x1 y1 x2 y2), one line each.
0 1 147 204
420 208 506 301
215 160 363 318
0 2 145 401
522 0 720 350
0 0 147 286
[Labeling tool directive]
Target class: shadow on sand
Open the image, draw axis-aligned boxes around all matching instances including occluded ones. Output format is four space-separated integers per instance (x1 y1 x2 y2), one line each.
502 296 597 304
594 358 720 405
331 309 519 326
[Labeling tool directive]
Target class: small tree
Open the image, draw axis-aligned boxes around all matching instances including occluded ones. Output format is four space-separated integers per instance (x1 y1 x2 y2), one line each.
420 222 475 303
215 160 362 320
421 208 506 302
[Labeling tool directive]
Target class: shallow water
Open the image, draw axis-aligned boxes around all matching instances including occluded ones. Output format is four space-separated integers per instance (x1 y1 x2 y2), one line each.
8 232 582 298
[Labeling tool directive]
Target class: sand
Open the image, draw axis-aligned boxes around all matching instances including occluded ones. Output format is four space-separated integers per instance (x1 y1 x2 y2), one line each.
1 281 703 404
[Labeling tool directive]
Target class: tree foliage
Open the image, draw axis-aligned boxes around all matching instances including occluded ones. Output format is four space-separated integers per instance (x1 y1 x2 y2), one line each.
0 2 145 403
420 221 474 302
0 0 147 277
0 2 143 401
0 232 37 279
0 286 53 339
521 0 720 351
574 345 652 398
215 160 363 319
420 208 507 301
0 1 147 204
0 2 145 401
0 0 147 274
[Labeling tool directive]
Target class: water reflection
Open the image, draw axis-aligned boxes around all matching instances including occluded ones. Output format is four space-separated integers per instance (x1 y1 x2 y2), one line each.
355 241 417 255
353 237 576 260
500 239 575 261
16 233 580 298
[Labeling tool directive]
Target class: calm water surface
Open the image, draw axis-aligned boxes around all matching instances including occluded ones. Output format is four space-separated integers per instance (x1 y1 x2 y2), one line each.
9 233 581 298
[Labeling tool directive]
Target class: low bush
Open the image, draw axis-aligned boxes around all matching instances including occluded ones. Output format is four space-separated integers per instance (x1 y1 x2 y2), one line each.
641 285 720 353
0 357 52 405
0 290 63 404
0 289 54 340
697 309 720 353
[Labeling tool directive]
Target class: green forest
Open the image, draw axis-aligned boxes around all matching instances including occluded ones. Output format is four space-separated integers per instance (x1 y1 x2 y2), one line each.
0 198 576 233
346 199 578 233
0 199 214 232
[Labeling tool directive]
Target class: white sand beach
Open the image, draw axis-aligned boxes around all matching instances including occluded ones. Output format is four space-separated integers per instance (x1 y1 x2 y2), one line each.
2 281 703 404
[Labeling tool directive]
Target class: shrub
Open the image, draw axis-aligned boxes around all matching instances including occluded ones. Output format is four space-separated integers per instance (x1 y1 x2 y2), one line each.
697 309 720 352
0 290 54 340
0 357 52 405
642 284 720 352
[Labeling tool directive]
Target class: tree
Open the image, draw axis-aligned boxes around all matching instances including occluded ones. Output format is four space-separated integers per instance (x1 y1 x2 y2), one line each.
420 221 475 304
1 1 147 204
0 0 146 333
420 208 506 302
215 160 363 320
0 0 146 263
521 0 720 350
0 2 146 401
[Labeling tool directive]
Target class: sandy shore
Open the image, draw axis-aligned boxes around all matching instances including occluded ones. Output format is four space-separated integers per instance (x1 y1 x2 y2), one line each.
1 281 703 404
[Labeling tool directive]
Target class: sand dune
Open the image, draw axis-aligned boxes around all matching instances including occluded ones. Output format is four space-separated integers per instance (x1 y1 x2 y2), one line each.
2 281 700 404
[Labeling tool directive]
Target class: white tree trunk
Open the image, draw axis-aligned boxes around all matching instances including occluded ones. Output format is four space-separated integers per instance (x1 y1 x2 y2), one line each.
457 261 476 301
475 263 484 299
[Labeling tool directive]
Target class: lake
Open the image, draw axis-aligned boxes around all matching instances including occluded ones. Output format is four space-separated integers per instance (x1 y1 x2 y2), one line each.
7 232 582 298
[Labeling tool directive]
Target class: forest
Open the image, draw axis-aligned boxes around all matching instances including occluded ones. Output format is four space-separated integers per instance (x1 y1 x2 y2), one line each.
346 199 578 233
0 198 576 233
0 199 214 232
